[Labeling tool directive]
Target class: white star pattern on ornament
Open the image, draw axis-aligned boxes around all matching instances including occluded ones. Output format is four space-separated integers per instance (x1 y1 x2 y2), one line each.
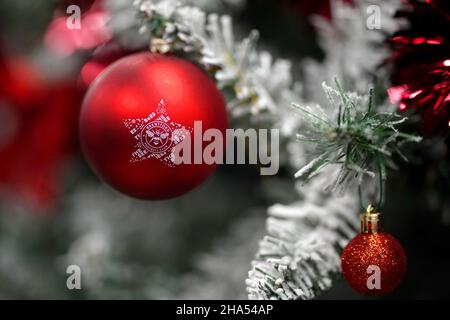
123 99 192 167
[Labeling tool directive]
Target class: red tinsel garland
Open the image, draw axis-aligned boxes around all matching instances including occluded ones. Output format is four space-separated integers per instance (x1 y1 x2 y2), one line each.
388 0 450 134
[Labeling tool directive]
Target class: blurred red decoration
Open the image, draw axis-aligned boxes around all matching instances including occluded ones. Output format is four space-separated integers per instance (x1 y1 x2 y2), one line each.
44 0 111 57
0 54 46 107
79 53 228 200
79 42 130 89
387 0 450 134
0 54 81 210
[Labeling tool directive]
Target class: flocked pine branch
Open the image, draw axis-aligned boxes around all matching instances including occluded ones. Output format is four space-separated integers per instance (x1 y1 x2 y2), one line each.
61 177 262 299
303 0 402 106
285 0 403 172
246 0 414 301
106 0 301 123
184 0 246 13
106 0 407 301
292 79 421 194
1 0 435 301
246 177 358 300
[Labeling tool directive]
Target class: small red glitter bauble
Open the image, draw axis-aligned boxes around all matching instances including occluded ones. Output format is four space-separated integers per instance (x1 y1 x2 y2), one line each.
79 52 228 199
341 211 406 296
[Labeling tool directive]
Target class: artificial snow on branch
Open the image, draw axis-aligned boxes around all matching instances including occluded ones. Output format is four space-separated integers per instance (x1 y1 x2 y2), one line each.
106 0 412 301
246 178 358 300
108 0 301 123
246 0 408 300
303 0 402 106
292 79 422 194
61 177 262 299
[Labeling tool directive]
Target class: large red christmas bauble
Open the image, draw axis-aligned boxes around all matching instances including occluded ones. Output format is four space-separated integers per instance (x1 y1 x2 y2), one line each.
79 53 228 199
341 211 407 296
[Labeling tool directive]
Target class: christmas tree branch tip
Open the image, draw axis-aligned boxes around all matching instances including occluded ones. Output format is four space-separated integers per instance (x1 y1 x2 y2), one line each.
292 79 422 193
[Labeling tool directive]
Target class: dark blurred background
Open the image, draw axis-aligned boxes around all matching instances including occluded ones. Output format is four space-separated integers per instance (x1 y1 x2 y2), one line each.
0 0 449 299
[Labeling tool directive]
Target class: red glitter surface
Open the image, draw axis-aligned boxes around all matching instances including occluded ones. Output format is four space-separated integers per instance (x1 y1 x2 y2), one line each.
341 232 407 296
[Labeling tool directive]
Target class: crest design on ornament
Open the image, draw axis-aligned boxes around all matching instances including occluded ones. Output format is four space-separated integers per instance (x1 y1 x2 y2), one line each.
123 99 192 167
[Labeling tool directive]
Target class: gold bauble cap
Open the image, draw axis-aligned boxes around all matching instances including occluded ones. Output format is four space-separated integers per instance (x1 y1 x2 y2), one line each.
360 204 382 234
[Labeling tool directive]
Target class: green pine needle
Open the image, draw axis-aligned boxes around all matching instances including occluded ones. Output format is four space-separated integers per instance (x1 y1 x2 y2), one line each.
292 79 422 193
